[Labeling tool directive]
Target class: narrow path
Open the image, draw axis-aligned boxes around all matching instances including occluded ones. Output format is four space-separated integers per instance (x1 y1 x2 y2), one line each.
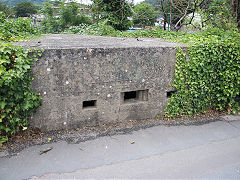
38 136 240 179
1 117 240 180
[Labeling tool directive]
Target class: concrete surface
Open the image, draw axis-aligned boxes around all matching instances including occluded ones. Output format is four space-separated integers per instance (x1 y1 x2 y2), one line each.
14 34 182 49
221 114 240 121
1 117 240 180
15 34 183 131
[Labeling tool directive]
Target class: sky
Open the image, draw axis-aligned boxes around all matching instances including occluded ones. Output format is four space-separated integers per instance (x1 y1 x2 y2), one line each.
78 0 145 5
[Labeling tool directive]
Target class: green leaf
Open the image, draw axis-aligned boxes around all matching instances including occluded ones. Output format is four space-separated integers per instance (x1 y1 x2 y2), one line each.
0 101 6 109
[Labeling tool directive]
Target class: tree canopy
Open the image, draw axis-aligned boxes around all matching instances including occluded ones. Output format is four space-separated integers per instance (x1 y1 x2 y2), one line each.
0 0 48 7
91 0 133 30
132 2 158 27
0 2 14 17
14 1 38 17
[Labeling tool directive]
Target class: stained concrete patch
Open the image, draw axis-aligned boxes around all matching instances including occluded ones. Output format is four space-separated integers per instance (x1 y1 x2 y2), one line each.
0 150 9 158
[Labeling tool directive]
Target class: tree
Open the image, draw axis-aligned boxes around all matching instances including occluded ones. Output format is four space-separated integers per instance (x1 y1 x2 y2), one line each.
150 0 211 31
1 0 48 7
14 1 37 17
58 0 91 29
40 1 59 33
199 0 237 29
168 0 203 30
231 0 240 28
0 1 14 17
91 0 133 30
40 0 91 33
132 2 158 27
155 0 239 31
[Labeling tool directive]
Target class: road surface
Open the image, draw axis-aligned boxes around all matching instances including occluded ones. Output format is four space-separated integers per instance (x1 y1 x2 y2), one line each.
1 115 240 180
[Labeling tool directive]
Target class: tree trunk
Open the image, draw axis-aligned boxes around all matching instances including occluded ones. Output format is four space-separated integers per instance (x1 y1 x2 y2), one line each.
237 0 240 28
164 14 167 30
232 0 240 28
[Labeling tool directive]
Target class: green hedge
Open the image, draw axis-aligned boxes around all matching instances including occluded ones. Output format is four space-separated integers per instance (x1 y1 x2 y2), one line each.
164 31 240 117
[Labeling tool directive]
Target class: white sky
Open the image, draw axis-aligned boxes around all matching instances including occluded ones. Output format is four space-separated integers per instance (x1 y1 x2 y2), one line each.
77 0 145 5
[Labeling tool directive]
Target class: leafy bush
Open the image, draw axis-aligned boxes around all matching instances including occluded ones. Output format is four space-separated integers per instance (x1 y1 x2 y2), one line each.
67 20 117 36
39 2 59 33
0 43 42 144
0 12 41 42
40 1 92 33
92 0 132 30
163 29 240 117
0 13 42 144
58 0 92 30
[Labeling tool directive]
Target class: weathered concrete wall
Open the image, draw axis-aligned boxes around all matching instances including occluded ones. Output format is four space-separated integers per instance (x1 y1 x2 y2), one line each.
15 34 182 131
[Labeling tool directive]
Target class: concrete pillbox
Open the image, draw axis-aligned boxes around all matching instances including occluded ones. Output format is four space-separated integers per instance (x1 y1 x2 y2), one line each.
15 34 183 131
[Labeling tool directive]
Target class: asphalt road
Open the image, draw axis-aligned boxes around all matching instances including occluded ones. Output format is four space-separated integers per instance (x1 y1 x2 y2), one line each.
1 115 240 180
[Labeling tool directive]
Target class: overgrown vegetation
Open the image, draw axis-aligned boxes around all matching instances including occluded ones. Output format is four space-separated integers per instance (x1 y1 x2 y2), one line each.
0 0 239 144
91 0 133 30
164 29 240 117
0 12 42 144
40 0 91 33
0 12 41 41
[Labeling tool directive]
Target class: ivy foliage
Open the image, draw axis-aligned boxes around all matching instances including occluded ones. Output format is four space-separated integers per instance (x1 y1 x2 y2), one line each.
0 43 42 144
165 31 240 117
0 14 42 144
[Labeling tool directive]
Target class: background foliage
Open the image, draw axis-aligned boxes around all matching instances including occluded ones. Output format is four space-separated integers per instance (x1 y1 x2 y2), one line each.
0 0 48 7
0 12 41 41
40 0 91 33
132 2 158 27
91 0 133 30
14 1 38 17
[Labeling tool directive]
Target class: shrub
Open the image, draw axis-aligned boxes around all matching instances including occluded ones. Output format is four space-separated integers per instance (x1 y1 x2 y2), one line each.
40 1 92 33
164 29 240 117
0 12 41 42
67 20 117 36
0 43 42 144
0 13 42 144
92 0 132 30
